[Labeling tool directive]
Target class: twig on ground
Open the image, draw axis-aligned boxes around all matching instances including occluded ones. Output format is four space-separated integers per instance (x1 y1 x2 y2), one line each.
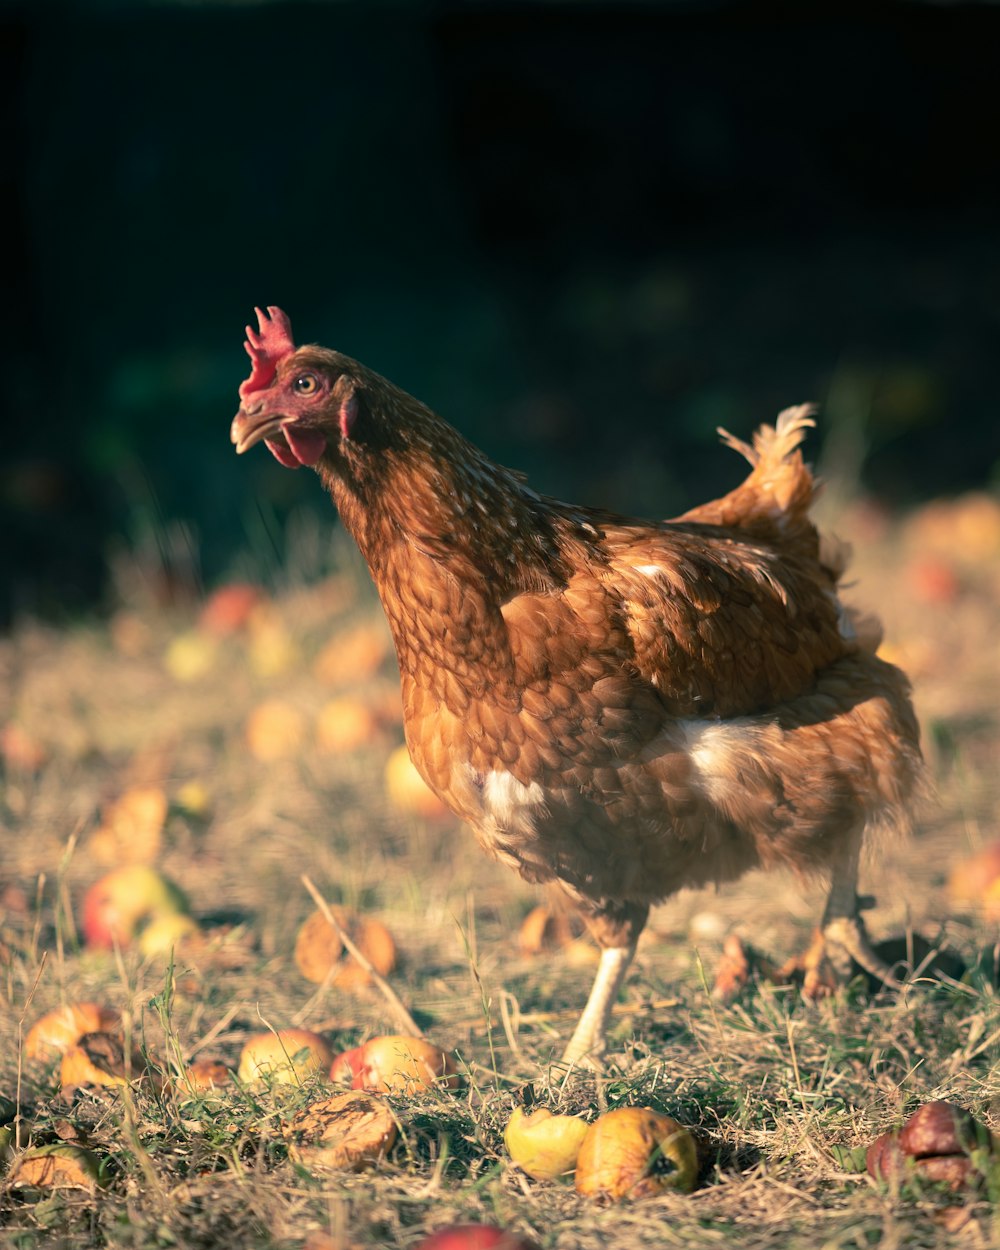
301 874 424 1039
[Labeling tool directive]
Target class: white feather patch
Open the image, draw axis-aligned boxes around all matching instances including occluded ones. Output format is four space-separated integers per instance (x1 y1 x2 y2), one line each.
471 768 547 835
681 719 770 807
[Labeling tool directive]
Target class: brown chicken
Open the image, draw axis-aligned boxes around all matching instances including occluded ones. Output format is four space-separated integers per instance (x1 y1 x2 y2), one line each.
231 307 922 1065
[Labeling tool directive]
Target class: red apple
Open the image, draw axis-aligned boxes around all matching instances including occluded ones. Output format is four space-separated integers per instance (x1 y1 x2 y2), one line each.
414 1226 541 1250
81 865 189 950
330 1035 459 1095
198 582 263 636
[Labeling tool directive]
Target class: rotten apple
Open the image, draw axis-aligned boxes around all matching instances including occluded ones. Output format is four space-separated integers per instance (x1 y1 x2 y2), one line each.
574 1107 698 1200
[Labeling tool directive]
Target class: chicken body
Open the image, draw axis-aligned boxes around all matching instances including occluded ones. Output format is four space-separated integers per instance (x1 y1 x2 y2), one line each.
232 308 922 1065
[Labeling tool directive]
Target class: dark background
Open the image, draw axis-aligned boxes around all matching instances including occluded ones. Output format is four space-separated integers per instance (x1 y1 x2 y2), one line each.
4 0 999 624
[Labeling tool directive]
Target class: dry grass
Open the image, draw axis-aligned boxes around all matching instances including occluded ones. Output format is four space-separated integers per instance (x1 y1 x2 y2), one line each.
1 495 999 1249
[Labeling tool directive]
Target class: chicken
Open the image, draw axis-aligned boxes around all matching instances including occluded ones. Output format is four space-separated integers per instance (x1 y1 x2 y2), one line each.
231 306 923 1066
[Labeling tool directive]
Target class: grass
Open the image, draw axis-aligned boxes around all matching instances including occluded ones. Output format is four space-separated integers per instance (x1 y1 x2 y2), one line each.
1 494 999 1249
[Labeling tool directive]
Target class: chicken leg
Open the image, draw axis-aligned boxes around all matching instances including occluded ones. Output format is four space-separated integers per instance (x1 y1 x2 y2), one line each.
814 827 903 994
731 828 907 1000
561 901 648 1067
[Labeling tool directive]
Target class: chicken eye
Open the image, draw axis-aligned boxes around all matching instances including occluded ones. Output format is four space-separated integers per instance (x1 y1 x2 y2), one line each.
293 373 319 395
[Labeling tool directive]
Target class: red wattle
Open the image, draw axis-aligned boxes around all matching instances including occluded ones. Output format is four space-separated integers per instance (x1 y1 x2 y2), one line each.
283 425 327 467
264 438 302 469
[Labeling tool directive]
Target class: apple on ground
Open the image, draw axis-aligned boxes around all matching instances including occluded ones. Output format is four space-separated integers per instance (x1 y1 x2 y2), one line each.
245 700 306 762
414 1227 541 1250
8 1143 106 1191
384 745 450 821
574 1107 698 1200
947 841 1000 909
88 785 168 867
294 908 397 988
81 865 190 950
138 911 200 957
283 1090 398 1171
330 1035 458 1095
867 1100 995 1191
60 1031 160 1091
182 1060 234 1093
238 1029 334 1086
315 698 381 754
25 1002 120 1063
504 1106 589 1181
198 582 263 636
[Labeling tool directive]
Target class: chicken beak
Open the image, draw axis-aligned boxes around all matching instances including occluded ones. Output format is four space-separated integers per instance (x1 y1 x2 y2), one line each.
230 405 286 455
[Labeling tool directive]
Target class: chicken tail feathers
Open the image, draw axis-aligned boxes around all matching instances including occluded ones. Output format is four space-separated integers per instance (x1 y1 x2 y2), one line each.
718 403 817 471
678 404 820 534
716 403 818 517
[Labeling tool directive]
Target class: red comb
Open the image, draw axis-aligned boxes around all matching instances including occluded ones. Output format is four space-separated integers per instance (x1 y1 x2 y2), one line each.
239 306 297 400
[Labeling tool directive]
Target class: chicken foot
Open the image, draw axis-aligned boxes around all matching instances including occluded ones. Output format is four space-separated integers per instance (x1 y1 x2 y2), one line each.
714 832 906 1000
816 829 904 995
560 900 648 1068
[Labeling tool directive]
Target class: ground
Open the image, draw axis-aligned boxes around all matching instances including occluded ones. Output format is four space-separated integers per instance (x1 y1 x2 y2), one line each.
1 493 999 1249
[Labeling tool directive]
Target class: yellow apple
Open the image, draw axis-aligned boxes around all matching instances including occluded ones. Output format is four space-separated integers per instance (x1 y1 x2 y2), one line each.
238 1029 333 1086
504 1106 589 1181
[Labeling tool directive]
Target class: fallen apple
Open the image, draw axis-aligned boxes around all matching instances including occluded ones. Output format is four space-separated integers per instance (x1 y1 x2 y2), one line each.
60 1031 157 1090
294 908 343 978
248 614 298 678
414 1226 541 1250
315 698 381 754
238 1029 334 1086
331 915 398 989
246 699 306 762
330 1035 459 1095
294 907 397 988
384 745 450 821
947 841 1000 909
575 1107 698 1200
88 785 168 867
198 582 263 636
504 1106 589 1181
165 630 218 682
517 904 586 956
8 1143 106 1191
866 1129 908 1181
283 1090 398 1171
80 865 189 950
866 1101 994 1191
0 722 47 771
905 556 960 604
313 620 389 687
182 1059 234 1093
25 1002 120 1063
138 910 200 958
174 780 213 820
899 1100 981 1158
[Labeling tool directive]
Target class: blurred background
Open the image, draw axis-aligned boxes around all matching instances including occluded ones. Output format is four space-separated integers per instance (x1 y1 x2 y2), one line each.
4 0 999 625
